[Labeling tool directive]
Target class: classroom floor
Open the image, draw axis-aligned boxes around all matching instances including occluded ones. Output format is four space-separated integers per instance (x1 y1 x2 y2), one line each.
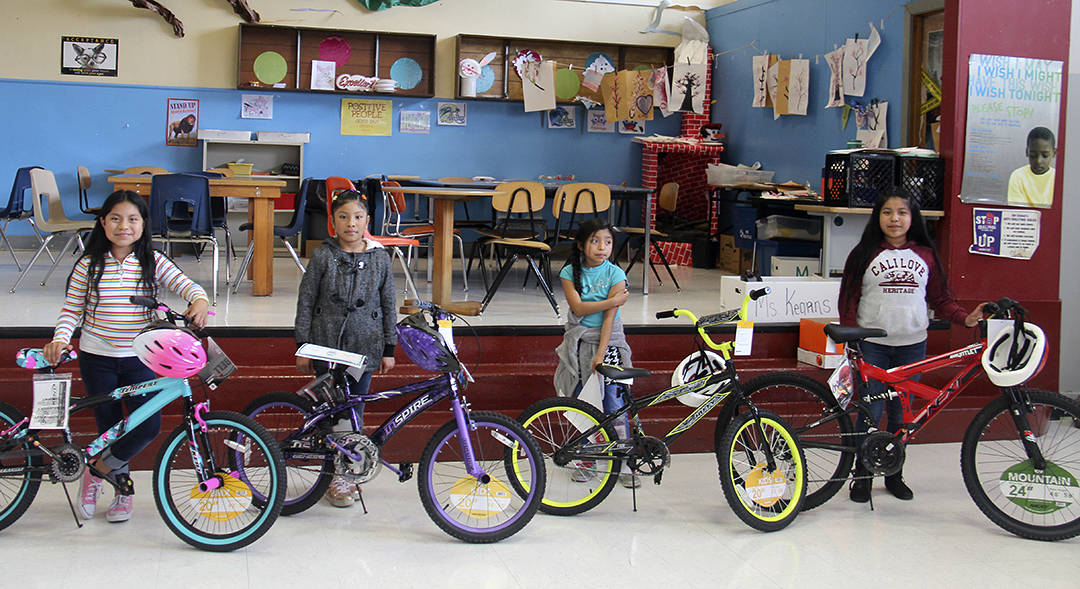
1 443 1077 589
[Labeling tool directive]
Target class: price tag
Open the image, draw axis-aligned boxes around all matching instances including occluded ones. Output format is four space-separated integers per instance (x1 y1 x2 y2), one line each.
734 320 754 356
30 373 71 430
987 319 1011 347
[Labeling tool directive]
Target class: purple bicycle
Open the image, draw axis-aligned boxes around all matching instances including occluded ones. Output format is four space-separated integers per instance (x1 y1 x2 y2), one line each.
243 299 546 543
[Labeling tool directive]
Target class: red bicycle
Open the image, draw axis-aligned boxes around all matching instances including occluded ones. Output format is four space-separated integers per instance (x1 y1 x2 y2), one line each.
741 297 1080 541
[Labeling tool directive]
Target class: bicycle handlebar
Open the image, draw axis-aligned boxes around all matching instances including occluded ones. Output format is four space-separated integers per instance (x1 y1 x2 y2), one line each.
749 287 770 301
655 309 676 320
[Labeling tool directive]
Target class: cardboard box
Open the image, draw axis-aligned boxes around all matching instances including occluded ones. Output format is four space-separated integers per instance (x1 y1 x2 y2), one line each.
720 275 841 323
718 234 737 270
738 248 755 274
798 347 845 369
799 318 844 354
772 256 821 277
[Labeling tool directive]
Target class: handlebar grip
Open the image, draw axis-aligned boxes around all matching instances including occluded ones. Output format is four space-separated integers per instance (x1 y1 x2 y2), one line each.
655 309 676 319
983 302 1000 316
129 296 158 309
749 287 771 301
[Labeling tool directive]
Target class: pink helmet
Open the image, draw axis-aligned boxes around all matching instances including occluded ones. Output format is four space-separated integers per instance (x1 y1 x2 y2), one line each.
133 326 207 378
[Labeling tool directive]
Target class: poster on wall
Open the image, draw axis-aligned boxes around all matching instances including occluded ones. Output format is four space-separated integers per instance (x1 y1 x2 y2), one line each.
241 94 273 119
165 99 199 147
400 110 431 134
968 207 1040 260
341 98 392 136
586 109 615 133
437 102 467 126
960 54 1063 209
61 36 117 77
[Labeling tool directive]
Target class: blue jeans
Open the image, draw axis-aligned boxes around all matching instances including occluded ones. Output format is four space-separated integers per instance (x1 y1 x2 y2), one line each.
858 340 927 434
78 352 159 473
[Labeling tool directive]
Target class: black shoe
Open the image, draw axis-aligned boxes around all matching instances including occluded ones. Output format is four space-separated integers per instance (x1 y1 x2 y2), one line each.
849 477 871 503
884 473 913 500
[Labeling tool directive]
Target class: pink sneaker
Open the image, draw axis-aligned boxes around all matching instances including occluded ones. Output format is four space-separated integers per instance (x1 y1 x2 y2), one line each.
106 494 133 523
78 473 102 520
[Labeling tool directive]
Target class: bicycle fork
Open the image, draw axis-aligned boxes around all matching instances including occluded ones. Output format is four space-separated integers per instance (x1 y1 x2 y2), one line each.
449 377 489 483
1005 388 1048 471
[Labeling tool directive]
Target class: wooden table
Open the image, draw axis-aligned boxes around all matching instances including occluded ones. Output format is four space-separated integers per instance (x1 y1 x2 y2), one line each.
387 185 505 306
108 174 286 296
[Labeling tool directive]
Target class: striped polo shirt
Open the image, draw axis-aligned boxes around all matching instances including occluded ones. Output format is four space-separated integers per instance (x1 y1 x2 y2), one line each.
52 250 209 357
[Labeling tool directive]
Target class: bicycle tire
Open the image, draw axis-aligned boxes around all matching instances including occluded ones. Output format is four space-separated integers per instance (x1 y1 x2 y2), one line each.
417 411 545 543
0 401 41 532
243 392 334 516
736 372 854 510
961 389 1080 541
153 411 286 551
718 410 805 532
516 397 621 516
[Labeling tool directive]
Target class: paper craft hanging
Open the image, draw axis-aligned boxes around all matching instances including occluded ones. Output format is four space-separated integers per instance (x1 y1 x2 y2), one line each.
842 24 881 98
773 60 792 116
824 48 845 108
555 67 582 101
586 109 615 133
856 100 887 148
670 63 706 114
625 70 655 121
766 61 780 119
752 55 769 108
522 60 555 112
652 66 672 117
787 59 809 116
600 72 620 123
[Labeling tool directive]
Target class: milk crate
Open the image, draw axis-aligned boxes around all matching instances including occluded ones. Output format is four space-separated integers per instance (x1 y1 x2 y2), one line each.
822 151 898 208
898 156 945 210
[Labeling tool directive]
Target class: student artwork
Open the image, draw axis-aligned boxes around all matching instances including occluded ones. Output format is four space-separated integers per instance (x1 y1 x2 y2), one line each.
514 51 555 112
437 102 466 126
311 60 336 90
773 60 792 116
253 51 288 86
241 94 273 119
586 109 615 133
670 63 706 114
399 109 430 134
318 36 352 67
555 67 582 101
652 66 672 116
165 98 198 147
786 59 809 116
389 57 423 90
824 48 845 108
625 70 655 121
617 120 645 135
582 52 615 92
459 51 496 97
546 106 577 129
600 72 620 123
574 96 601 109
854 100 887 148
751 55 769 108
842 24 881 98
766 61 780 119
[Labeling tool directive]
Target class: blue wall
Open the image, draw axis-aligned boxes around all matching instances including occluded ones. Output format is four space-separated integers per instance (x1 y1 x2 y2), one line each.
706 0 908 185
1 78 680 234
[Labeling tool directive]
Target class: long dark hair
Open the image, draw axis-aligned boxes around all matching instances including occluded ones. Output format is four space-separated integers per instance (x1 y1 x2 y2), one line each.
70 190 158 309
838 193 947 314
565 217 614 294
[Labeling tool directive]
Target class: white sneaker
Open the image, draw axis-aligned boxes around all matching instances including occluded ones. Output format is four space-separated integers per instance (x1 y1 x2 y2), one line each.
106 494 133 523
619 473 641 488
326 476 356 508
570 461 595 483
77 473 102 520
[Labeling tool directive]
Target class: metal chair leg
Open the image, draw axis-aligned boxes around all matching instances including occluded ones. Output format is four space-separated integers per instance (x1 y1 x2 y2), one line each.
27 218 56 263
41 234 80 287
231 245 254 294
454 234 468 292
525 254 560 316
0 222 21 270
390 246 420 300
480 252 520 313
283 237 305 273
651 241 681 292
10 234 56 293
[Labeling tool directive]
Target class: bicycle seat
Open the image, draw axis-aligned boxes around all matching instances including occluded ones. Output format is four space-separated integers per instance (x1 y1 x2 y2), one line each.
823 325 888 344
596 364 651 381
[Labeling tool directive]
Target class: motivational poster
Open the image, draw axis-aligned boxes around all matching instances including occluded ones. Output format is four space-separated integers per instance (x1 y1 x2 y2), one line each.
341 98 392 136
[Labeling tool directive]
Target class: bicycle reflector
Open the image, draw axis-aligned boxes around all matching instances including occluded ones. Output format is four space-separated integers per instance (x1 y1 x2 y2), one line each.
396 312 461 373
981 322 1047 387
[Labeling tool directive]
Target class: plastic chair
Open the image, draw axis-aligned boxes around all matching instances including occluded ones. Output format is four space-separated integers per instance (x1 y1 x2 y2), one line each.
1 165 49 270
76 165 105 216
10 169 96 293
232 178 309 294
148 174 222 304
381 179 468 291
614 181 681 291
550 182 612 251
324 176 356 237
188 170 236 263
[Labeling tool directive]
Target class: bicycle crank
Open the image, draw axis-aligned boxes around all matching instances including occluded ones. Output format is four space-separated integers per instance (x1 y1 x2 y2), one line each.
48 443 85 483
628 436 670 476
858 431 905 476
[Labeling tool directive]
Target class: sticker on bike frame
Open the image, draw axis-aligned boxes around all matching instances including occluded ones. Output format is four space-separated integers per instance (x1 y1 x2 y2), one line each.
449 477 512 518
189 474 253 521
743 463 788 508
998 460 1080 514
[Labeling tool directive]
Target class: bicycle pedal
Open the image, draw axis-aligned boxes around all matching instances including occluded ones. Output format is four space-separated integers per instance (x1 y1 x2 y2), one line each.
398 462 414 483
111 473 135 496
653 471 663 485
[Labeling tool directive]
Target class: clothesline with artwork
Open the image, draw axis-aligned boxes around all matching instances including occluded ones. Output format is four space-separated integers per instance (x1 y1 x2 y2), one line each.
508 48 707 129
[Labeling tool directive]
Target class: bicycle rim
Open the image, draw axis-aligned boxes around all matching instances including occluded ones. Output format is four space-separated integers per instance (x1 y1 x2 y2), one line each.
962 390 1080 541
154 414 284 551
721 411 805 531
419 413 543 542
0 402 40 531
245 393 333 515
518 400 619 515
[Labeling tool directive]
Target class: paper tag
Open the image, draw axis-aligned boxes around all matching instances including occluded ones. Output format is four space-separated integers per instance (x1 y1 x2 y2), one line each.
987 319 1011 348
30 373 71 430
734 320 754 356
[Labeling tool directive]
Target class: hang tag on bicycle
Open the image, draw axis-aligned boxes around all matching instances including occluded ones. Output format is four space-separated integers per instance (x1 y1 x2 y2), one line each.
30 373 71 430
734 320 754 356
827 362 855 409
987 319 1011 346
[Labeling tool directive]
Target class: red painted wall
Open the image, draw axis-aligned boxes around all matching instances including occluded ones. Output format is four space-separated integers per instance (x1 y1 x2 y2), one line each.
938 0 1069 393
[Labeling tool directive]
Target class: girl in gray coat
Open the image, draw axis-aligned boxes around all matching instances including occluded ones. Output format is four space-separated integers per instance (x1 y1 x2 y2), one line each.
294 189 397 507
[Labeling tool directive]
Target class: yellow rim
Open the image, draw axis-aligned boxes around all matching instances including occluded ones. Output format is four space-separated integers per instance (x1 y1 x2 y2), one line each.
514 405 616 508
727 416 804 523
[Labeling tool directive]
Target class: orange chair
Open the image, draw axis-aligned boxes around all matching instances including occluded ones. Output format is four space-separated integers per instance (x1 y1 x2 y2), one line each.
324 176 357 237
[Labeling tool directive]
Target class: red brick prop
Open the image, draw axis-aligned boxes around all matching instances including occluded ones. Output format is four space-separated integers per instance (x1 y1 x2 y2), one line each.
650 240 693 266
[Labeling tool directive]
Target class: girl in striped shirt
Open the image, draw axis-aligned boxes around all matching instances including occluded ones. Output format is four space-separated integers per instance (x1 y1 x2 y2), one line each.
43 190 210 524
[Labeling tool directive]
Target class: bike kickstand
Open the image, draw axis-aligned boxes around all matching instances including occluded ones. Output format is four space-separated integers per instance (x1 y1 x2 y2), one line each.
631 480 637 513
355 484 368 515
61 481 84 529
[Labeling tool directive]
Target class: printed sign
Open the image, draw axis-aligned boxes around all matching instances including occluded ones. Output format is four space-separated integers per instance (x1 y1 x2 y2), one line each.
969 207 1040 259
166 98 199 147
30 374 71 429
61 36 117 77
341 98 392 136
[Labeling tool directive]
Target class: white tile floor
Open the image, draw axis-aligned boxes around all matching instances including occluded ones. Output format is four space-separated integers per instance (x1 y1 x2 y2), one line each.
2 443 1077 589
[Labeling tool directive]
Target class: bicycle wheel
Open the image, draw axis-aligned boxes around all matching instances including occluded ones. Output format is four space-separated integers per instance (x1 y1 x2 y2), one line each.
243 392 334 516
736 372 854 510
516 397 621 516
961 389 1080 541
418 411 545 543
0 401 41 532
718 409 805 532
153 411 285 551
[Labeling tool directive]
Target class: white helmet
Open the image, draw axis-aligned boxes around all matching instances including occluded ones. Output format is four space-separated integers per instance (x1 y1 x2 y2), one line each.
981 322 1047 387
671 351 729 407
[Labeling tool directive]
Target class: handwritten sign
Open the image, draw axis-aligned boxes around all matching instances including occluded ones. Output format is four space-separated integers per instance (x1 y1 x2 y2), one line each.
969 207 1040 259
721 276 840 324
341 98 392 136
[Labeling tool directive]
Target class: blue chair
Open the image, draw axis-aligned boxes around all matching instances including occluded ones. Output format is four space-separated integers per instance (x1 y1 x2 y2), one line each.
231 178 309 294
189 170 236 263
1 165 51 270
149 173 222 304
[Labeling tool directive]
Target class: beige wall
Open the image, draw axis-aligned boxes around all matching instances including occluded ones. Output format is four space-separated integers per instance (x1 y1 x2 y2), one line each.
2 0 730 96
